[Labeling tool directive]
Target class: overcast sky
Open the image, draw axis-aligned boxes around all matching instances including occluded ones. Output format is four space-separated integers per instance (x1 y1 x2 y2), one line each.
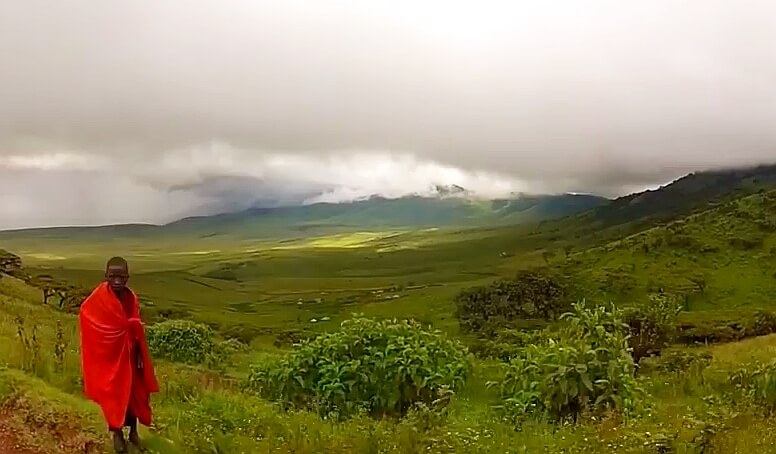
1 0 775 229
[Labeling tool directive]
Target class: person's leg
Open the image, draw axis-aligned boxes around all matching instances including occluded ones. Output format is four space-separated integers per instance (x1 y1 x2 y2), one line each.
109 425 127 453
126 411 141 447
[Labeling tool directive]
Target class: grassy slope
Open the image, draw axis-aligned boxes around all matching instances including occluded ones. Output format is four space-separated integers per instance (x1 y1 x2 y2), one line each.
2 169 776 452
541 163 776 249
554 190 776 318
5 274 776 453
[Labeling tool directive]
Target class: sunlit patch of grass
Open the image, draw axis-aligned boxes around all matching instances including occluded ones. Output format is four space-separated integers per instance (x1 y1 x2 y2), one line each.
709 333 776 366
268 231 407 250
25 253 67 260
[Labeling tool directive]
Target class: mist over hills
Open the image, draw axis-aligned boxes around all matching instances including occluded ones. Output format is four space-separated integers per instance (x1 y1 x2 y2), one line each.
545 163 776 243
2 163 776 241
0 191 608 240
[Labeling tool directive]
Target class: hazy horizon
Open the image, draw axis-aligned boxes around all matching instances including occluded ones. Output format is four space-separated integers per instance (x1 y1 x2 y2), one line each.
2 1 776 229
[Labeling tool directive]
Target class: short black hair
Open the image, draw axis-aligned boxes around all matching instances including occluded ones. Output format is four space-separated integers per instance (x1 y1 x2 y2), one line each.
106 256 129 272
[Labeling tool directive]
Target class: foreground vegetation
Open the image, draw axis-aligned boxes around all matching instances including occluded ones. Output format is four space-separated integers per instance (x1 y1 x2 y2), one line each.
5 268 776 453
2 184 776 452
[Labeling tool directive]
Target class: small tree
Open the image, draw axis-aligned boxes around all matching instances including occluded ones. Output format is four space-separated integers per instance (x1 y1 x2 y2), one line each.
622 294 683 365
454 269 568 335
57 285 90 312
28 274 60 305
688 274 708 295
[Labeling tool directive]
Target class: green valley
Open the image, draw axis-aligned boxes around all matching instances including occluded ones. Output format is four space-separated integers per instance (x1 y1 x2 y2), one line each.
3 164 776 453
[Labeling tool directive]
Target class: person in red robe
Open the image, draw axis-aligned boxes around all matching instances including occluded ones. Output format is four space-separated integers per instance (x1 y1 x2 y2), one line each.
79 257 159 453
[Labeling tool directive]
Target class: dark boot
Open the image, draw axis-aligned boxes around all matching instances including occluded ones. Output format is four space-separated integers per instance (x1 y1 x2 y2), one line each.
127 418 144 451
111 429 128 453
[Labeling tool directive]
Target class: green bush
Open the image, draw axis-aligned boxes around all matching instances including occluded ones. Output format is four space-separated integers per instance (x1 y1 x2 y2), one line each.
454 269 568 335
246 317 470 419
491 302 640 423
676 311 776 345
638 350 713 375
730 360 776 414
622 294 683 364
746 310 776 337
469 328 553 362
147 320 221 366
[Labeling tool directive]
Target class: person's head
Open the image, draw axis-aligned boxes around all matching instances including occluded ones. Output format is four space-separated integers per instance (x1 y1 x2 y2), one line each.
105 256 129 294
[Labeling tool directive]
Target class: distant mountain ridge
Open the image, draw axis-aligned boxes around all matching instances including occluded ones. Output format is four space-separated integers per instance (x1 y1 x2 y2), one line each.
0 192 608 239
547 163 776 241
4 163 776 241
164 193 608 238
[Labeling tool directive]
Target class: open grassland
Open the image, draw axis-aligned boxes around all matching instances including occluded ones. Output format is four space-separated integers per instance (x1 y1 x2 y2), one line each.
0 226 552 345
3 190 776 452
6 273 776 453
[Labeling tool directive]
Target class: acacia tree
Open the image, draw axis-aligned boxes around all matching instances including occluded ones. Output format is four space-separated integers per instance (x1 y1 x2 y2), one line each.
454 269 569 335
28 274 60 304
57 285 90 311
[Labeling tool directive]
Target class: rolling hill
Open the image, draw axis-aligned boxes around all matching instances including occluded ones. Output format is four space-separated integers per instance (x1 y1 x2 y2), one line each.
0 193 608 240
556 188 776 313
539 163 776 246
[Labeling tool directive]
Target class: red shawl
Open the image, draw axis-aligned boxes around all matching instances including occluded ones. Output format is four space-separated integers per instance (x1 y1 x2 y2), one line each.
79 282 159 428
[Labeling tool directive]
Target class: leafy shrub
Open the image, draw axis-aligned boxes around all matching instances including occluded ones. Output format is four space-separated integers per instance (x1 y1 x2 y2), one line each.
147 320 221 366
677 311 776 345
491 302 640 423
469 328 553 362
680 322 745 344
622 294 683 364
218 338 249 356
730 360 776 414
638 350 713 375
454 269 568 335
746 310 776 337
246 317 470 419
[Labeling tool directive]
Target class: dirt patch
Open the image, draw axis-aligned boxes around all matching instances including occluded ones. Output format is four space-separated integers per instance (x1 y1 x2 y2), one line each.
0 416 45 454
0 407 104 454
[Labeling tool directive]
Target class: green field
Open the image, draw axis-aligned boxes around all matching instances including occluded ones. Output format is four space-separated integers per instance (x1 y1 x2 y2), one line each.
3 177 776 452
1 225 557 345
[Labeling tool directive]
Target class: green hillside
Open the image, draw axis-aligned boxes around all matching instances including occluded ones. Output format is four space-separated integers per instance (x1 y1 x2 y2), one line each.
6 189 776 452
550 190 776 324
0 193 607 241
543 163 776 246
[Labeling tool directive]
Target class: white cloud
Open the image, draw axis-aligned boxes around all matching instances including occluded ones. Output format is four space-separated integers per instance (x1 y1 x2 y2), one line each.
1 0 776 227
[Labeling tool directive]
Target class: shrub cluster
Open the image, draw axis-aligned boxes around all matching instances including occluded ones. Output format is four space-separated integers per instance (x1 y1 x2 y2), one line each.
621 294 683 364
246 317 470 419
638 350 713 375
147 320 225 367
730 360 776 414
676 310 776 345
469 328 553 362
454 269 568 335
491 302 640 423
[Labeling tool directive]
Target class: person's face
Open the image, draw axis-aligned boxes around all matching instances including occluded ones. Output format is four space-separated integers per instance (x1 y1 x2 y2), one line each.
106 265 129 293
